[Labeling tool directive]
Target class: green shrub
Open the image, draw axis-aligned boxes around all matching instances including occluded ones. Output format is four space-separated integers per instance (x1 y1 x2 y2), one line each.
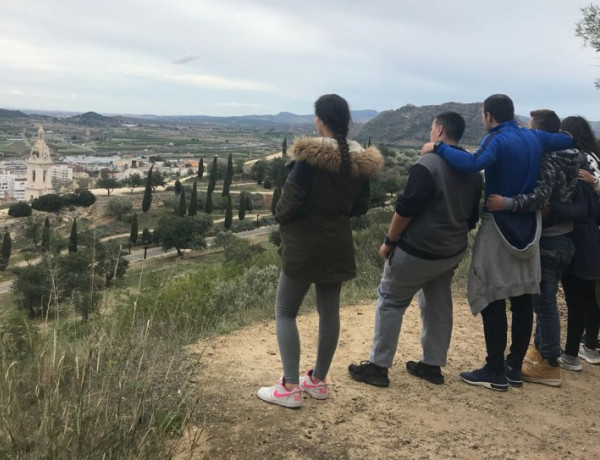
8 201 32 217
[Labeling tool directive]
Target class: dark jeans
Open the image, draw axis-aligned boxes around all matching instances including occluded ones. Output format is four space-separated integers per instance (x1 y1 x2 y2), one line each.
482 294 533 372
533 235 575 361
562 273 600 356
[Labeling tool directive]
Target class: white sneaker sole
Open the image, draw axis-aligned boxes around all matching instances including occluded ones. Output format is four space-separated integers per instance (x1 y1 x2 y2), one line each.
257 388 302 408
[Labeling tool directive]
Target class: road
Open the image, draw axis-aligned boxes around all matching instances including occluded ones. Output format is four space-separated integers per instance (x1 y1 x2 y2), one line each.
0 224 278 294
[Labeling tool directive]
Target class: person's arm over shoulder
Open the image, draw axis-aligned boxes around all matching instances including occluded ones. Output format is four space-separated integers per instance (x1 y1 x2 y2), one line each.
275 160 315 224
435 133 499 172
536 130 573 152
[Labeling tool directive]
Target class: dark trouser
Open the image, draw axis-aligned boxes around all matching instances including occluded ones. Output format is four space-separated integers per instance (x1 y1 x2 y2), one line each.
562 273 600 356
482 294 533 372
533 235 575 361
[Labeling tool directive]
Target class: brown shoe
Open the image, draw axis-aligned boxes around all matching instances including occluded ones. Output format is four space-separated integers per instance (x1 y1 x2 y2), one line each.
522 358 562 387
524 345 541 364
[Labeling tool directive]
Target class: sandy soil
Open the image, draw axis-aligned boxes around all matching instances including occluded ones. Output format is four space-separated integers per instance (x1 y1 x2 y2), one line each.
182 296 600 459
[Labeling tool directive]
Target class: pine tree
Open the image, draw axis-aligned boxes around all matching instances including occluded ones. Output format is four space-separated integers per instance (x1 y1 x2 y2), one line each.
238 192 246 220
222 153 233 196
224 194 233 229
130 212 138 245
178 186 187 217
205 190 213 214
142 165 153 213
188 180 198 216
271 186 281 215
41 217 51 251
282 137 287 157
197 157 204 179
367 137 372 147
0 231 11 271
69 218 78 253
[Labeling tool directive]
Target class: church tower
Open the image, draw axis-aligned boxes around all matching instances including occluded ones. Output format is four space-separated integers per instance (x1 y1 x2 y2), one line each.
25 126 54 201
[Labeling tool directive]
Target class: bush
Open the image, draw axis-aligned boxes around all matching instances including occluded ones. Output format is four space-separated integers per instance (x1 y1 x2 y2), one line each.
268 230 281 247
31 194 63 212
8 201 31 217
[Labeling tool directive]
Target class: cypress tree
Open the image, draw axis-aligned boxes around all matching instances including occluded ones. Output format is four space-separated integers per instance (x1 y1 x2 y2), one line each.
222 153 233 196
189 180 198 216
245 193 253 211
224 194 233 229
0 231 11 271
238 192 246 220
142 165 153 213
271 186 281 215
197 157 204 179
130 212 138 245
41 217 51 251
207 157 217 194
69 218 78 253
178 186 187 217
205 190 213 214
282 137 287 157
174 179 182 195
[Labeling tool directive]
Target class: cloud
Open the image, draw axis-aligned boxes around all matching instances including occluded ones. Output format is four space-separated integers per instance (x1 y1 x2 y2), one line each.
10 90 26 95
172 54 199 65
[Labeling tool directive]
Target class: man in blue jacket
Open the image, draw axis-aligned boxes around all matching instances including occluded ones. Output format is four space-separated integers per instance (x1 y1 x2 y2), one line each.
421 94 573 391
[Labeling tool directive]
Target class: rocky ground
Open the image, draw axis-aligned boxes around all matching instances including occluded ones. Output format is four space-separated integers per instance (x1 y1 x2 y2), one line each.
181 295 600 459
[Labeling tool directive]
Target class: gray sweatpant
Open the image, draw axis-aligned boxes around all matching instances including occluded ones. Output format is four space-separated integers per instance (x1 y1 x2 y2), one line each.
275 271 342 384
369 247 464 368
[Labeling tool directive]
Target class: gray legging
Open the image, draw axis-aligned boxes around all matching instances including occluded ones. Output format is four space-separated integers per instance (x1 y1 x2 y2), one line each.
275 271 342 384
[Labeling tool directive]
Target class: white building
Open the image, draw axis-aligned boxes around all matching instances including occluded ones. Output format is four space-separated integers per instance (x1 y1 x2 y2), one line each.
0 173 26 201
25 126 54 201
52 164 73 182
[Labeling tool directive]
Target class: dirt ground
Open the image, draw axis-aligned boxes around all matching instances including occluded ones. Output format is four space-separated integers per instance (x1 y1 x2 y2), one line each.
182 295 600 459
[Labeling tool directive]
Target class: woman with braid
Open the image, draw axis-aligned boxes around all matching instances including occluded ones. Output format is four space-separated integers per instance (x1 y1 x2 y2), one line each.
257 94 383 408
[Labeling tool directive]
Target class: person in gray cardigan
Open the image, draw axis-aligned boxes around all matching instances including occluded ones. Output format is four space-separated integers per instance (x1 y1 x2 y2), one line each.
348 111 482 386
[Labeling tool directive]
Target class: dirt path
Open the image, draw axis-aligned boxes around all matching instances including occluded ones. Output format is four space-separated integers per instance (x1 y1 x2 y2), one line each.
183 296 600 459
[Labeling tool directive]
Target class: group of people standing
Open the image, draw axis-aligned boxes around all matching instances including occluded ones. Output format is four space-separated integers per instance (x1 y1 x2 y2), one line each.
257 93 600 409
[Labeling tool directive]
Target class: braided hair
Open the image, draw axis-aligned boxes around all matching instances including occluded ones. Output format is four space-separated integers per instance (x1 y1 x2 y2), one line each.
315 94 352 177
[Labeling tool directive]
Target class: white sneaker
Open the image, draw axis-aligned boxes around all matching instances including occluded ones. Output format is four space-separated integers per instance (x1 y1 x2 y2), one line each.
578 344 600 364
257 377 302 408
299 369 328 400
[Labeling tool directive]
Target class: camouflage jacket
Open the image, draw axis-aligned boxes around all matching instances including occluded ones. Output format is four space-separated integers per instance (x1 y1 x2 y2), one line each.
503 148 581 212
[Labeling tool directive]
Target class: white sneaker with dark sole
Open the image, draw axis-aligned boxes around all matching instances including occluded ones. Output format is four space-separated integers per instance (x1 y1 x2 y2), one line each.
299 369 328 400
257 378 302 408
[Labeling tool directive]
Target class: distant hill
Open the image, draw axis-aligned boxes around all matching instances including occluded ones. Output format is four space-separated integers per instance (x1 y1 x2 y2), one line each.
355 102 487 147
67 111 120 127
135 110 378 126
0 108 29 118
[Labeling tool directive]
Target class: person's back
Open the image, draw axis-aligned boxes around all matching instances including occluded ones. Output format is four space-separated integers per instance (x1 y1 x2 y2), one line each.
399 153 482 259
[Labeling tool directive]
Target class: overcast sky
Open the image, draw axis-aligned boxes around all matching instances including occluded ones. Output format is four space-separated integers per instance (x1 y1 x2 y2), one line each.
1 0 600 119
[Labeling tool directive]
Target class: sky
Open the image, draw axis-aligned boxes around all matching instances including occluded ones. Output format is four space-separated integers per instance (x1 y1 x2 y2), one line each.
1 0 600 119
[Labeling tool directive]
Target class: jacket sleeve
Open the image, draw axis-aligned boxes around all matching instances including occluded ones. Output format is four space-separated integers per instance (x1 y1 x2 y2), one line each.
509 154 556 212
536 131 574 152
436 134 499 172
275 160 315 224
350 179 371 216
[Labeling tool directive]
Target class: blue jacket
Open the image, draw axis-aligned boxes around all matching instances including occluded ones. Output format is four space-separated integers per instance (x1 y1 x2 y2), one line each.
436 120 573 248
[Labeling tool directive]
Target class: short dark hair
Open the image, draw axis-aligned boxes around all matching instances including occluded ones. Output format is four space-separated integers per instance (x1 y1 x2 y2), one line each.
561 115 600 155
483 94 514 123
529 109 561 133
434 111 466 142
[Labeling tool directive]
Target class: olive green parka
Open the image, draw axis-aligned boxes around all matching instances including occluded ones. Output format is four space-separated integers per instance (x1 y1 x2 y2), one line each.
276 137 383 283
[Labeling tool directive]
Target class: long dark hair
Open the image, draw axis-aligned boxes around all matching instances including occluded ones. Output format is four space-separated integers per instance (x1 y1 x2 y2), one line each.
315 94 352 176
561 116 600 156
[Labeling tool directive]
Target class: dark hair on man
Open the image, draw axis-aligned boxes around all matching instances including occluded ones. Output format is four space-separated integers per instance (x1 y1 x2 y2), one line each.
434 111 466 143
561 115 600 156
315 94 352 176
529 109 561 133
483 94 514 123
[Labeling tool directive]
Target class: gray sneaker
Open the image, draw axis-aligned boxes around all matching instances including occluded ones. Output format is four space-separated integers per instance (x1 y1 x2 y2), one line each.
558 353 583 371
578 344 600 364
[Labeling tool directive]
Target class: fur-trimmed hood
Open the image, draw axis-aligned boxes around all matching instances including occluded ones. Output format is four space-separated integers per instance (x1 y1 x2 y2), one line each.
289 137 383 178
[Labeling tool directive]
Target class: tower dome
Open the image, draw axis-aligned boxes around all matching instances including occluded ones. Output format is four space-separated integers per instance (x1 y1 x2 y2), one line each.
29 126 51 159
